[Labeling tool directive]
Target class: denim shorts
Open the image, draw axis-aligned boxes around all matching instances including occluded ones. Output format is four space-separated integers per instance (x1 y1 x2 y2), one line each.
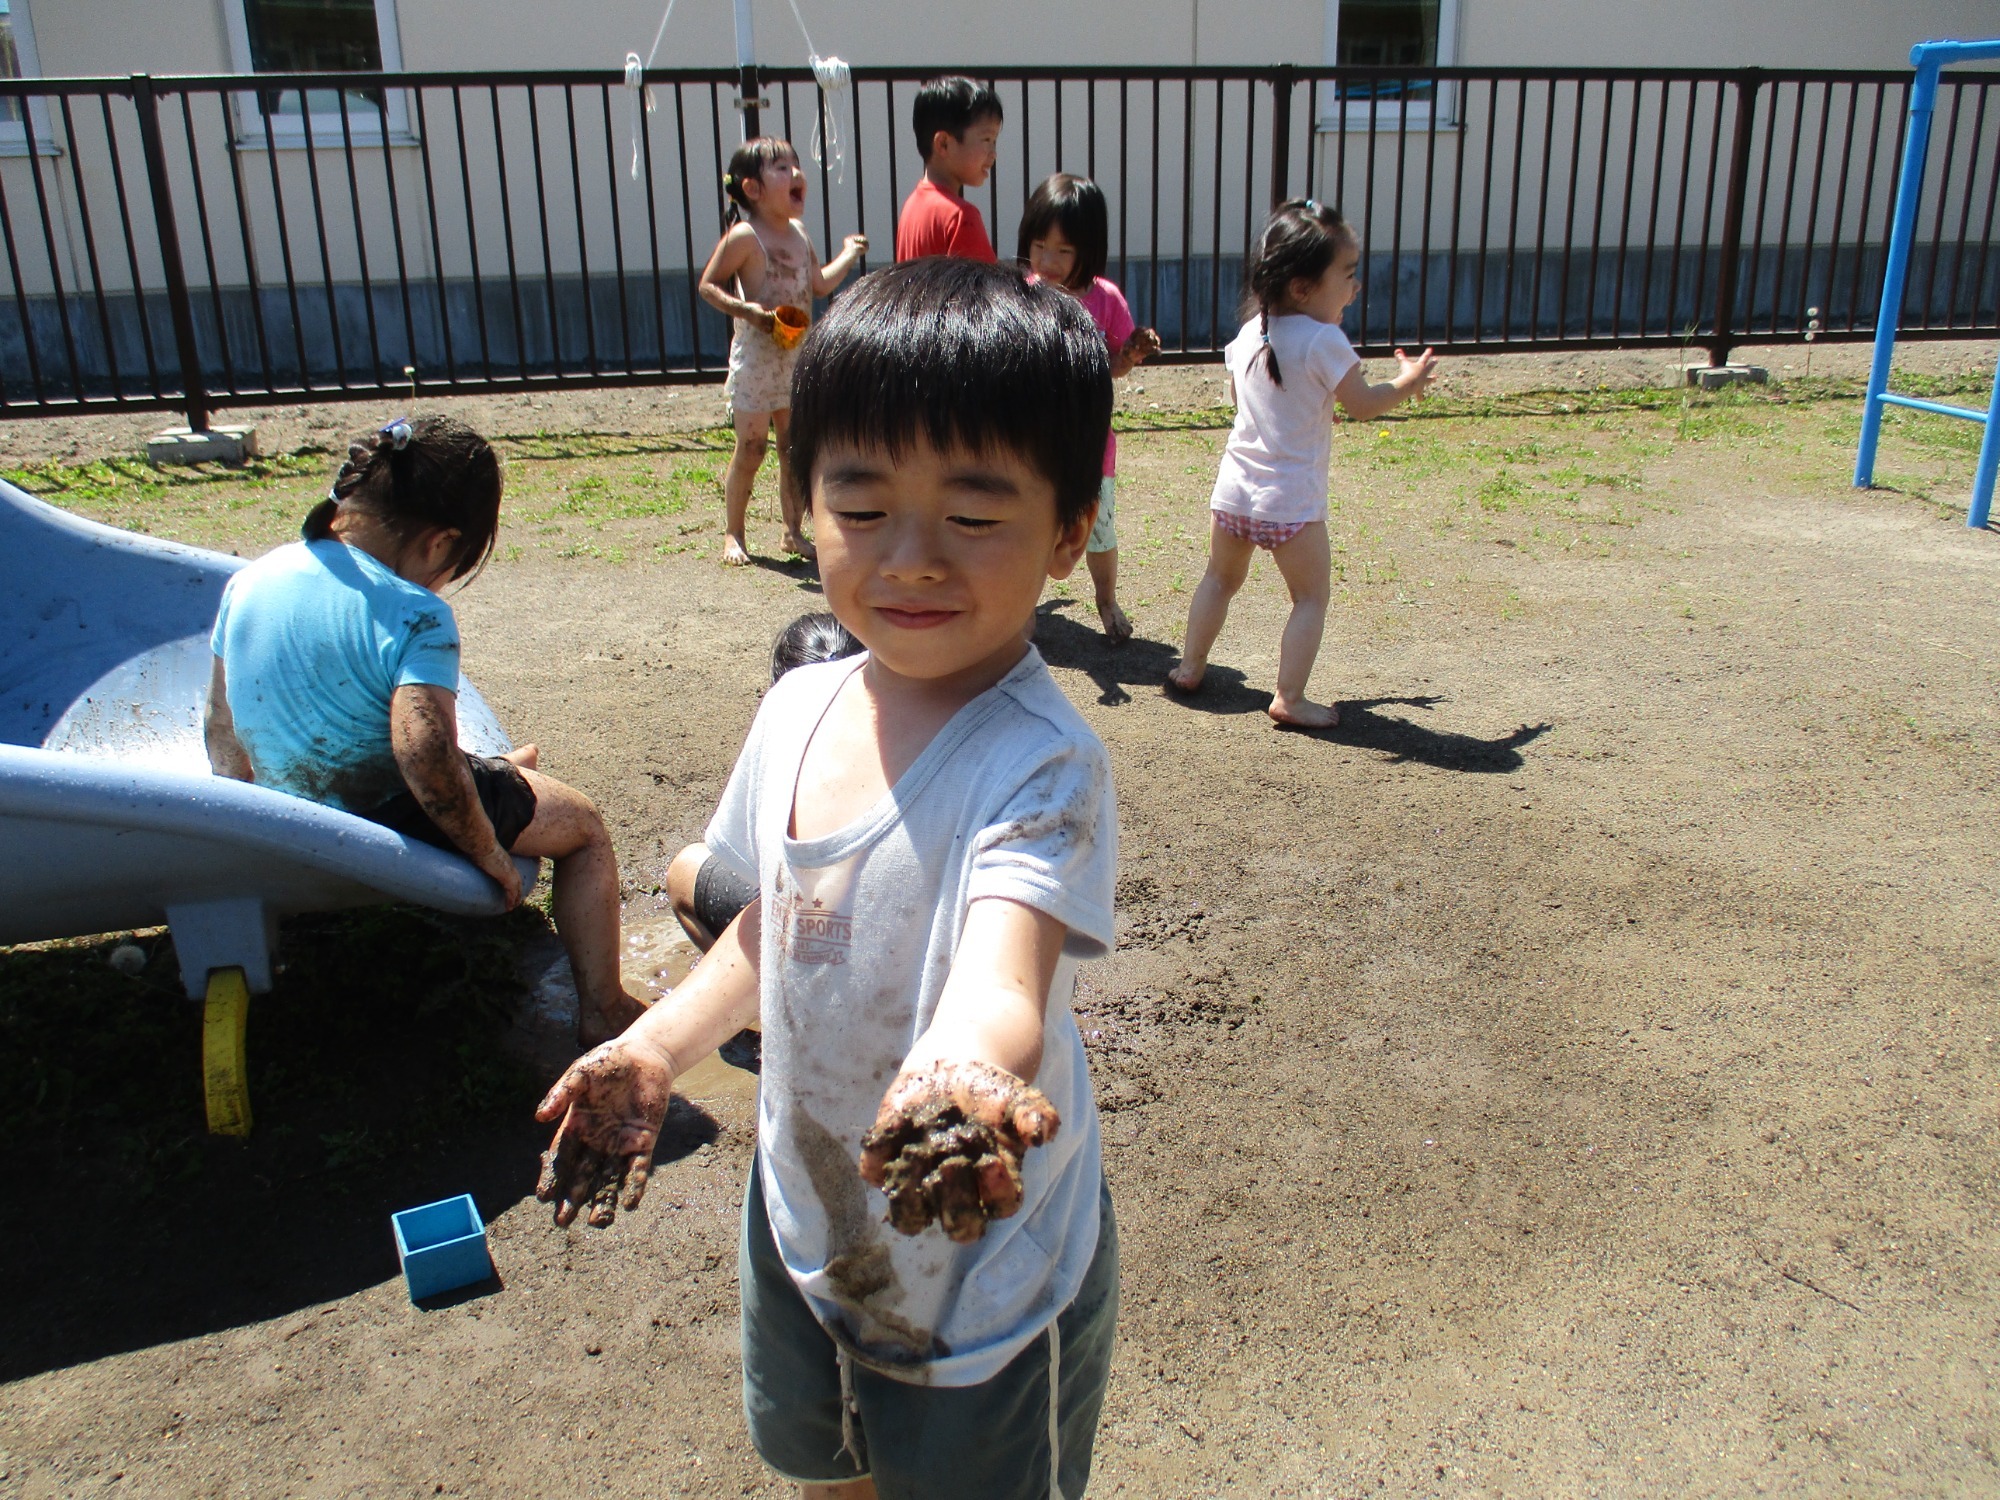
739 1164 1119 1500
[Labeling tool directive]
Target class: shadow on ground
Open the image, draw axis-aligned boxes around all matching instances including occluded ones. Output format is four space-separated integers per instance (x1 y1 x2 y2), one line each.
1035 602 1551 772
0 907 718 1382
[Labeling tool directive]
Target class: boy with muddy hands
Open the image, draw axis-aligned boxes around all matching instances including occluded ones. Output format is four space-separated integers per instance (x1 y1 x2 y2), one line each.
536 258 1121 1500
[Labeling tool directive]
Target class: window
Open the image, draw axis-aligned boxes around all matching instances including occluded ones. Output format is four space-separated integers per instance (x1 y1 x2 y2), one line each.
0 0 52 153
1322 0 1460 123
224 0 413 147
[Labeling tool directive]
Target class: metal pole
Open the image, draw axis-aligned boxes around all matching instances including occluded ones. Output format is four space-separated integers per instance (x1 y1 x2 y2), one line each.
1855 55 1941 489
1706 67 1761 368
735 0 759 141
1968 346 2000 527
131 74 211 432
1269 65 1294 208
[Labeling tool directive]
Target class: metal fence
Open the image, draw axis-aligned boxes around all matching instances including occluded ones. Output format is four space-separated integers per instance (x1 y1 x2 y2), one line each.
0 62 1995 427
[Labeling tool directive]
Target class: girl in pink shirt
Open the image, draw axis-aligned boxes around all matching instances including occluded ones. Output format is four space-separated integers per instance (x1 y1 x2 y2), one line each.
1019 174 1160 643
1168 200 1437 727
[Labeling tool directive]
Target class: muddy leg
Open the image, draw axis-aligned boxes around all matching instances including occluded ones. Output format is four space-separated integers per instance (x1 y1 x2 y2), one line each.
510 767 648 1047
798 1480 876 1500
723 410 773 565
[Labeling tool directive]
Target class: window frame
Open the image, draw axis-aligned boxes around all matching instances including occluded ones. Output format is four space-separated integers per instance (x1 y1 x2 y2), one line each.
1318 0 1463 130
0 0 58 158
222 0 417 150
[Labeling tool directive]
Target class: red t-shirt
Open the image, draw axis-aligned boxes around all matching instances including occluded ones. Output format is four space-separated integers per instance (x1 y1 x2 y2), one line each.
895 176 997 263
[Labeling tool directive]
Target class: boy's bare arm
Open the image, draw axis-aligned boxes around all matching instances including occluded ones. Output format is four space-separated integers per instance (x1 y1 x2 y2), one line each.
203 656 255 782
389 683 521 906
1334 346 1439 421
536 898 763 1227
859 898 1069 1242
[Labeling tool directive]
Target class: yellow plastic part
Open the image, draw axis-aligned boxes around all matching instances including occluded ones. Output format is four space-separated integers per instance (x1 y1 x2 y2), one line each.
201 967 253 1137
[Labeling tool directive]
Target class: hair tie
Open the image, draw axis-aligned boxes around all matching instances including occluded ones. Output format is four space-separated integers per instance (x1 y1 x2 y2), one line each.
383 418 413 451
1303 198 1323 216
722 171 734 187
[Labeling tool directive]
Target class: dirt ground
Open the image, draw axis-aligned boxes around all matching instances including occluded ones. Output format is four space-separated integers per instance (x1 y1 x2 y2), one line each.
4 342 2000 1498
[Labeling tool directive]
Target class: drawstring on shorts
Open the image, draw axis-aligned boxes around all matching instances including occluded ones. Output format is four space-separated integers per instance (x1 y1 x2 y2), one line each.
836 1346 862 1470
1047 1319 1064 1499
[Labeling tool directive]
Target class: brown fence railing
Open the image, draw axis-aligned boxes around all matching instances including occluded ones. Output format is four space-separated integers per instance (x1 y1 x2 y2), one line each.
0 63 1994 427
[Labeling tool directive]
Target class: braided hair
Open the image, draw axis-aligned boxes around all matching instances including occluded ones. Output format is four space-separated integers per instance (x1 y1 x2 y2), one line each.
1243 198 1354 388
301 414 502 585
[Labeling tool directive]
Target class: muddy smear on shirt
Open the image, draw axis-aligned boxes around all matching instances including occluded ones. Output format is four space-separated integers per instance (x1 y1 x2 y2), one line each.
983 758 1104 857
792 1104 942 1366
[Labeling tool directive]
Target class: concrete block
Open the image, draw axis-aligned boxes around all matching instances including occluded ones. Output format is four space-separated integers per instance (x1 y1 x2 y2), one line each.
146 425 259 465
1685 364 1769 391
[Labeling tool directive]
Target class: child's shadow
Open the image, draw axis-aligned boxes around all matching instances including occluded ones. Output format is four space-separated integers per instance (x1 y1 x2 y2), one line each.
1033 600 1264 712
1033 601 1549 773
1292 696 1552 773
746 554 822 593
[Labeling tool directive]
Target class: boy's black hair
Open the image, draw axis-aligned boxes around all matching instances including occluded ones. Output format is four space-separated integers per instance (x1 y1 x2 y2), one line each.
302 414 502 584
1016 173 1108 289
788 259 1111 533
722 135 798 225
1243 197 1356 388
912 75 1003 162
771 611 861 681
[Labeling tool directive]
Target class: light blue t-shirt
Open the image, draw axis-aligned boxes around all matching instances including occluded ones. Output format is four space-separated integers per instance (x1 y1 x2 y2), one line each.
209 538 461 813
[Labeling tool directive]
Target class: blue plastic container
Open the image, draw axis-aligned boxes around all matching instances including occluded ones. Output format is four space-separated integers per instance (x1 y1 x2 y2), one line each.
391 1194 493 1302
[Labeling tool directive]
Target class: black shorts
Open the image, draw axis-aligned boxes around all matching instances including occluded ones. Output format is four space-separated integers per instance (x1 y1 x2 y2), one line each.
692 855 758 939
364 752 538 853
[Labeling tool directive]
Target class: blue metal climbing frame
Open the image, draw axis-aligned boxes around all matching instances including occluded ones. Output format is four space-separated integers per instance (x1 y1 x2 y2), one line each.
1854 39 2000 530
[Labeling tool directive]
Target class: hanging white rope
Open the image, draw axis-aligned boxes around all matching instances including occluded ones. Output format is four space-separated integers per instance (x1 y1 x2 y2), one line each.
785 0 850 183
624 0 680 180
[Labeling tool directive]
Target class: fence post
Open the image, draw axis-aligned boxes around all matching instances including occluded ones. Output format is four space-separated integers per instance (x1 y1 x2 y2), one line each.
130 74 210 432
1269 65 1295 208
1707 67 1762 368
738 64 762 141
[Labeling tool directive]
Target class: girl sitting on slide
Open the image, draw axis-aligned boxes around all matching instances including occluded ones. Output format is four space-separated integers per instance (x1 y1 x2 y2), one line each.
203 415 649 1047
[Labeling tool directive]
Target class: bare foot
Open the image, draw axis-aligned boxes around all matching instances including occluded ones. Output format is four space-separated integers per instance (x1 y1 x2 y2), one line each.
503 743 540 770
721 534 752 567
1165 660 1206 694
1097 599 1134 645
780 531 818 562
578 987 652 1050
1268 696 1339 729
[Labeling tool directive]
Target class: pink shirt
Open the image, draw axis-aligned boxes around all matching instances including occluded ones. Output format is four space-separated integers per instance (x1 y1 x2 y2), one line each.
1031 275 1135 476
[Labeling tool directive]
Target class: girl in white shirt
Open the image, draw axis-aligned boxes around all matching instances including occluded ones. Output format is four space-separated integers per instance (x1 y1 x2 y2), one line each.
1168 199 1438 727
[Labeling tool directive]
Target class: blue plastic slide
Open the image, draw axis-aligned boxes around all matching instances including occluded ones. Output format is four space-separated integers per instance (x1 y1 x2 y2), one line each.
0 479 536 1131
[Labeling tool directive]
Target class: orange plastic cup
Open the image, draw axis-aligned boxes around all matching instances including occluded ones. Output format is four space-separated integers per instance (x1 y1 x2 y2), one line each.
771 304 809 350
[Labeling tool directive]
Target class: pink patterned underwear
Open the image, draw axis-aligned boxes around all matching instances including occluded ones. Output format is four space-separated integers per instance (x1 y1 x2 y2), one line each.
1213 510 1309 549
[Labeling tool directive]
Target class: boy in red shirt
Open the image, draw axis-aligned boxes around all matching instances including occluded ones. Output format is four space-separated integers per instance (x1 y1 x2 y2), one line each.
894 76 1003 263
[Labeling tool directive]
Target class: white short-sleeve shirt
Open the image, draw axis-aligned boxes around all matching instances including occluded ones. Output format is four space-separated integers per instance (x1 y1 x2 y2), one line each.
704 647 1118 1388
1211 314 1361 525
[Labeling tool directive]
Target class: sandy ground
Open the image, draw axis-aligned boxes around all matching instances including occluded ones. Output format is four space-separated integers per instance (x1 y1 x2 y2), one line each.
4 348 2000 1498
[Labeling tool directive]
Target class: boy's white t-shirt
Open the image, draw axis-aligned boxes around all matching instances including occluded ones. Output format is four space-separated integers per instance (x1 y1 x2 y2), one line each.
704 646 1118 1388
1211 314 1361 525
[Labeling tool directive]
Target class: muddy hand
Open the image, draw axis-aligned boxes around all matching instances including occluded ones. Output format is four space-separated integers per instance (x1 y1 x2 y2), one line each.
534 1039 675 1228
858 1060 1060 1244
